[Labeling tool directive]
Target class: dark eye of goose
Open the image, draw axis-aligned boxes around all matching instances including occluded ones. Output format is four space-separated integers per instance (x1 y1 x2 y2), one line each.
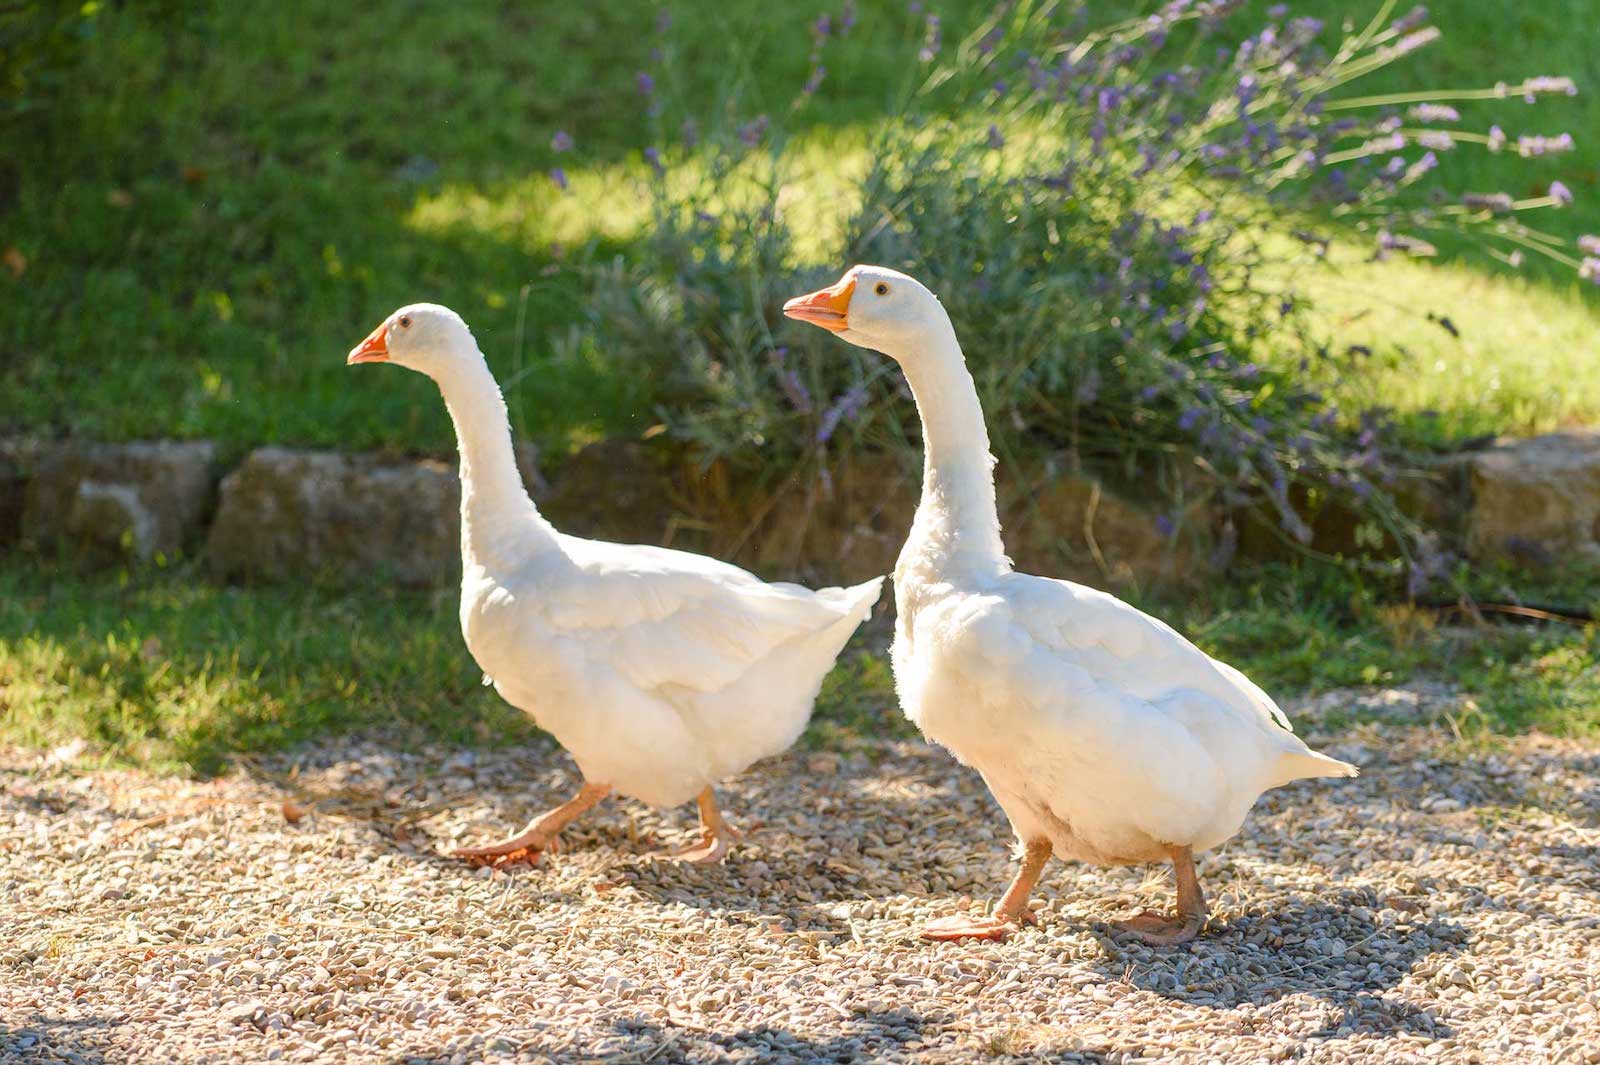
398 315 412 328
874 282 890 296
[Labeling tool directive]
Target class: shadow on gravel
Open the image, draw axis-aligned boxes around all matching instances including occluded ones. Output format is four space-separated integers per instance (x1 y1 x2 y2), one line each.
1089 890 1467 1042
398 1009 1112 1064
0 1016 120 1063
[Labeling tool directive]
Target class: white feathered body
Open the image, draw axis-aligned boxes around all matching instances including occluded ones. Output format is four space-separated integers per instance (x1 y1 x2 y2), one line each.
892 532 1355 867
463 535 882 809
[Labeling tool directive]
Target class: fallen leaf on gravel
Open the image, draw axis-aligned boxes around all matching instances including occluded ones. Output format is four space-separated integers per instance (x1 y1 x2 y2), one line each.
280 802 305 824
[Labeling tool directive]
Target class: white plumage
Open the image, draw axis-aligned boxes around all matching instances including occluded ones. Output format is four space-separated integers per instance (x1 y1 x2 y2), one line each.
349 303 881 864
785 266 1354 943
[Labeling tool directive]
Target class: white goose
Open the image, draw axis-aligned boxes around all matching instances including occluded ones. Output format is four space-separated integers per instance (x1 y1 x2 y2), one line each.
349 304 883 865
784 267 1356 944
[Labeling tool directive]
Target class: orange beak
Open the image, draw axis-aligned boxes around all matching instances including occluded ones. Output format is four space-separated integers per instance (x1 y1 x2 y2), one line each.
782 275 855 333
347 322 390 364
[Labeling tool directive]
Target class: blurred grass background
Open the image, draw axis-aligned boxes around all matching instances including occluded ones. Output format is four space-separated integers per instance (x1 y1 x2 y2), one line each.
2 0 1595 458
4 1 1600 771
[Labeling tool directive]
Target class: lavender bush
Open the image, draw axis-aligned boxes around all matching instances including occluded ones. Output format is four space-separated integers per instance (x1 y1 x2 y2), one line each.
558 0 1585 588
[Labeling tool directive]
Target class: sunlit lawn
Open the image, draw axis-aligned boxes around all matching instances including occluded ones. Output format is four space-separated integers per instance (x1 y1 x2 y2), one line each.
2 0 1596 460
6 559 1600 773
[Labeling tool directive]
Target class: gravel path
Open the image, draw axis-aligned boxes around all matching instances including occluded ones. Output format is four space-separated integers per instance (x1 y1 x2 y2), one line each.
4 685 1600 1064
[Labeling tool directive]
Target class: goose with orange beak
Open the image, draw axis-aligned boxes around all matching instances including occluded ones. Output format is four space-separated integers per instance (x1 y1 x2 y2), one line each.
345 302 883 868
784 266 1356 944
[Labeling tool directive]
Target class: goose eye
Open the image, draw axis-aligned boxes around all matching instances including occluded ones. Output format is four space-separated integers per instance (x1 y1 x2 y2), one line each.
398 315 412 329
874 282 890 296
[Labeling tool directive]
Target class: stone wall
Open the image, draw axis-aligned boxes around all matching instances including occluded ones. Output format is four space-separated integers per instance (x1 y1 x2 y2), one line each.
3 430 1593 589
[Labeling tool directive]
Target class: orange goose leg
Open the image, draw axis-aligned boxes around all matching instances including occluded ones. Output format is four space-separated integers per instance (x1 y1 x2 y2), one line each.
1112 845 1209 945
453 781 611 868
922 838 1053 942
653 787 743 864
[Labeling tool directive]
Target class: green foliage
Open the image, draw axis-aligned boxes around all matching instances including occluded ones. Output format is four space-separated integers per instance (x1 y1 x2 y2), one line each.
571 1 1593 584
0 1 95 126
0 1 1595 461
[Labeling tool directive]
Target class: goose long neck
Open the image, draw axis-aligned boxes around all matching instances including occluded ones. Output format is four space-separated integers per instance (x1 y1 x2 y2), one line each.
434 355 556 570
896 318 1008 577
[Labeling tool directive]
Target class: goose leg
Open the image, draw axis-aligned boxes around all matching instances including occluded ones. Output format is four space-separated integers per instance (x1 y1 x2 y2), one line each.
1112 845 1208 945
453 781 611 868
654 788 742 864
922 838 1053 942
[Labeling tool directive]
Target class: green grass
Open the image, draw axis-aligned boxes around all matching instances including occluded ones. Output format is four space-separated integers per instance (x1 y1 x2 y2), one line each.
6 558 1600 774
1 0 1596 461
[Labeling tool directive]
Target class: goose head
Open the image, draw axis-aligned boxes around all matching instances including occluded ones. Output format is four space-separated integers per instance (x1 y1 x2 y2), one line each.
347 303 480 378
782 265 951 360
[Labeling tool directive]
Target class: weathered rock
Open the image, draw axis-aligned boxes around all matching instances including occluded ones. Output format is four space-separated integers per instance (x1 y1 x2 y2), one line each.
66 482 160 560
540 438 680 546
546 441 1212 590
207 448 460 585
1003 459 1212 586
0 438 43 550
1467 432 1600 564
22 440 216 561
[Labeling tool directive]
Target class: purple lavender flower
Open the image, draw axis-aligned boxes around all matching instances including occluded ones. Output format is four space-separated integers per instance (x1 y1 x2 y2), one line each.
1155 514 1177 539
1518 133 1575 157
1521 76 1578 101
1408 103 1459 123
654 9 671 34
803 65 827 96
1403 151 1438 182
1580 235 1600 255
738 115 770 147
1288 15 1322 42
643 146 664 175
816 386 867 443
840 1 856 31
1267 3 1287 17
1582 258 1600 284
985 125 1005 150
1140 385 1161 402
1389 5 1428 33
768 348 814 414
812 13 832 39
1551 180 1574 206
1386 27 1440 58
1417 131 1455 151
1077 369 1101 404
1462 192 1514 214
1507 250 1524 268
636 72 655 96
1487 125 1507 152
550 131 573 153
1178 407 1204 431
918 13 941 62
1365 132 1407 155
549 167 569 191
992 79 1008 98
